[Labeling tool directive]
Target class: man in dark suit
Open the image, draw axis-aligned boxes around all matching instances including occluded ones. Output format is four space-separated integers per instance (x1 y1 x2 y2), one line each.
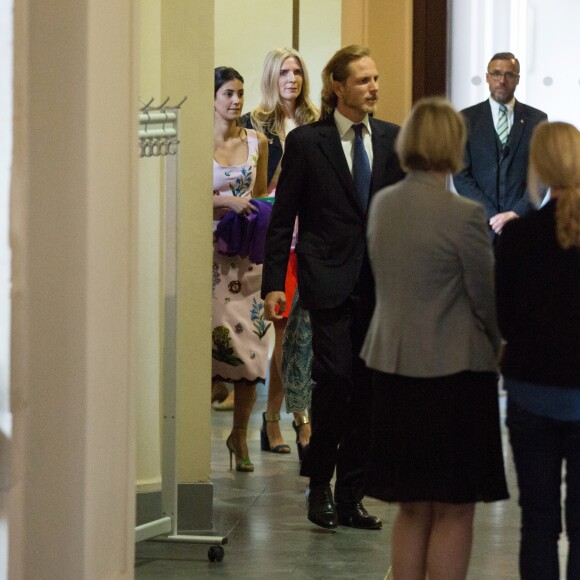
261 45 403 530
453 52 548 241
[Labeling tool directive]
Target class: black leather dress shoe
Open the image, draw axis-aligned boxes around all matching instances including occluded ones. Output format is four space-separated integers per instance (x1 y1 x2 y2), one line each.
306 484 338 529
337 502 382 530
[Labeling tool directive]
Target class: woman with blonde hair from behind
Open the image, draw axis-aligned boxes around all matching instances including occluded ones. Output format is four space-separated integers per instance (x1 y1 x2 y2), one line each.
362 97 509 580
496 121 580 580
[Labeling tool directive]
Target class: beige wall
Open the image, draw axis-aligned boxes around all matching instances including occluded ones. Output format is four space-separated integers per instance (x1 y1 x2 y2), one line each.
342 0 413 125
215 0 412 123
160 1 214 483
299 0 342 107
214 0 342 112
9 0 137 577
136 0 215 492
214 0 293 112
136 0 163 494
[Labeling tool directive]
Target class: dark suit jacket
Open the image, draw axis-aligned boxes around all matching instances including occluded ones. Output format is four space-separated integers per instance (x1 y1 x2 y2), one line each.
261 115 403 311
240 113 282 186
453 99 547 221
496 200 580 387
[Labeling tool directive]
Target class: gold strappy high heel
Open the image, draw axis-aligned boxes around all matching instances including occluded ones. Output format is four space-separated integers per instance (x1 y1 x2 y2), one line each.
260 412 291 453
292 415 310 461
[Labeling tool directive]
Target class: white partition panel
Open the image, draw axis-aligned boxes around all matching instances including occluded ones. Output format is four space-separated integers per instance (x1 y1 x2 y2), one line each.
450 0 580 128
0 0 13 575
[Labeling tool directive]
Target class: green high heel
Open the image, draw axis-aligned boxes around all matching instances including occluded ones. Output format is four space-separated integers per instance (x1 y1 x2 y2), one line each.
226 430 254 472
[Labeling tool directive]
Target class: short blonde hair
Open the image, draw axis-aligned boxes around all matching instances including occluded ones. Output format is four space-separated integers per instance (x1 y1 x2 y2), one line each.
395 97 466 174
529 121 580 249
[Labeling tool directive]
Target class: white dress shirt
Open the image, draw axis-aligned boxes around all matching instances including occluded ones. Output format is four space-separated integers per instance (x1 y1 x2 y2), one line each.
333 109 374 173
489 97 515 136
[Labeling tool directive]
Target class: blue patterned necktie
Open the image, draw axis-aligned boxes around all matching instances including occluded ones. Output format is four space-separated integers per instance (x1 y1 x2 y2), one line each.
497 104 509 146
352 123 371 212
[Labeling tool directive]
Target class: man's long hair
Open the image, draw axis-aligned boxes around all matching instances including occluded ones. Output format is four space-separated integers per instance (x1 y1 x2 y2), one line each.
320 45 371 120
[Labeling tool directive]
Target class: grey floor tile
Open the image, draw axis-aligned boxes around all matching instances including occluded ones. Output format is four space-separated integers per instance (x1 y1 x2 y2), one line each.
135 386 568 579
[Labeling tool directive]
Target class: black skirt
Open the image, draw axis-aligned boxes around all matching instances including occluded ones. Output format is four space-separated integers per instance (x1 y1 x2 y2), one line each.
365 370 509 504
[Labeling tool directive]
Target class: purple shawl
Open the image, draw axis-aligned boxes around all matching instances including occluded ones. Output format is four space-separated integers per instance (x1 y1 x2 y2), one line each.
215 199 272 264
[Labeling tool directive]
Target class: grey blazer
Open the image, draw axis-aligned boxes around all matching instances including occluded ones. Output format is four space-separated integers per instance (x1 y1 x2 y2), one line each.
361 171 501 378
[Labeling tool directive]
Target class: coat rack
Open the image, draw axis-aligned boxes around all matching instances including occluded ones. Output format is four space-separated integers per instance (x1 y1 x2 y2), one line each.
136 97 227 562
138 97 187 157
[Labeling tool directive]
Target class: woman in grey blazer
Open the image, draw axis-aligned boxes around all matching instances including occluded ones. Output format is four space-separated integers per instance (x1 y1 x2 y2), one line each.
361 98 508 580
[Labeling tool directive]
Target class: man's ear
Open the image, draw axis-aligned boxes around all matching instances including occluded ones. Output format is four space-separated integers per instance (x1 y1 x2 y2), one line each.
332 79 343 99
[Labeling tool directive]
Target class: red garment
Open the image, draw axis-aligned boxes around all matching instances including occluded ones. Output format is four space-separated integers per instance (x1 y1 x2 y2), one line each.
282 250 298 319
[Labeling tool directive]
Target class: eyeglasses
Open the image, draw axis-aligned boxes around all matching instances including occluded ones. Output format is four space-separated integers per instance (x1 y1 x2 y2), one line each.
488 71 519 81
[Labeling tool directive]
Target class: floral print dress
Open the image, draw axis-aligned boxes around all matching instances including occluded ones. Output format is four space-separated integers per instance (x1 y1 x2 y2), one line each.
212 129 272 383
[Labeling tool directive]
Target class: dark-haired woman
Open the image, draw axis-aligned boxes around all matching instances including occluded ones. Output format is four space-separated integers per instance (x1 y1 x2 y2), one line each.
212 67 270 472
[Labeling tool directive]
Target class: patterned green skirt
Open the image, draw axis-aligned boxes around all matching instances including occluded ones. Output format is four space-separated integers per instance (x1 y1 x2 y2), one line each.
281 291 313 413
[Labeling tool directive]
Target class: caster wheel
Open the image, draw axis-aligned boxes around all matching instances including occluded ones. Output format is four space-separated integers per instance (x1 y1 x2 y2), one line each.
208 545 224 562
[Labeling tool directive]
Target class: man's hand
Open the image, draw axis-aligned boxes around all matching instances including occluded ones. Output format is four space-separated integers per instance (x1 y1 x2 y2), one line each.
489 211 518 234
264 291 287 321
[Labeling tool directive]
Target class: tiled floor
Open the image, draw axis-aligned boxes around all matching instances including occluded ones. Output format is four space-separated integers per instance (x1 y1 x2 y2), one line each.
135 389 569 579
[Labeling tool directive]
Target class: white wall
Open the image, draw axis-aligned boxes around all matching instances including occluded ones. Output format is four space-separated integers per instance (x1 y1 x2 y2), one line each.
450 0 580 129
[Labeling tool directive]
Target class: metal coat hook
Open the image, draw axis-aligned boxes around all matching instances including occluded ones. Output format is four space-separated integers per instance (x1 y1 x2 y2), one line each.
139 96 188 114
156 97 171 110
174 96 188 109
139 97 155 111
139 97 185 158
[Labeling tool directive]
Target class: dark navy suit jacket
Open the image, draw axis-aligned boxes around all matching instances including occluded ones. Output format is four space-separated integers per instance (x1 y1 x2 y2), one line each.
453 99 547 224
261 115 403 311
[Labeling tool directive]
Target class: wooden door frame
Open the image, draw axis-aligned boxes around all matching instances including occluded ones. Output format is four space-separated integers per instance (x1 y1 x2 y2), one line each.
413 0 448 101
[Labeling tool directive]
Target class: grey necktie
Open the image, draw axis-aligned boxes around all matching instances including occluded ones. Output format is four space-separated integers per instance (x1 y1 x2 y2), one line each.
497 104 509 146
352 123 371 212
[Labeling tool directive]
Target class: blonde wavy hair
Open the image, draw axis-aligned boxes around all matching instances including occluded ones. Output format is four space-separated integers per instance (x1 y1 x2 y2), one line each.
320 45 371 120
528 121 580 249
249 48 319 139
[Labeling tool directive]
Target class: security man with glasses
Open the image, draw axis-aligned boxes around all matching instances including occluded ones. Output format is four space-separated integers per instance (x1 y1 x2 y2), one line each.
453 52 548 244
